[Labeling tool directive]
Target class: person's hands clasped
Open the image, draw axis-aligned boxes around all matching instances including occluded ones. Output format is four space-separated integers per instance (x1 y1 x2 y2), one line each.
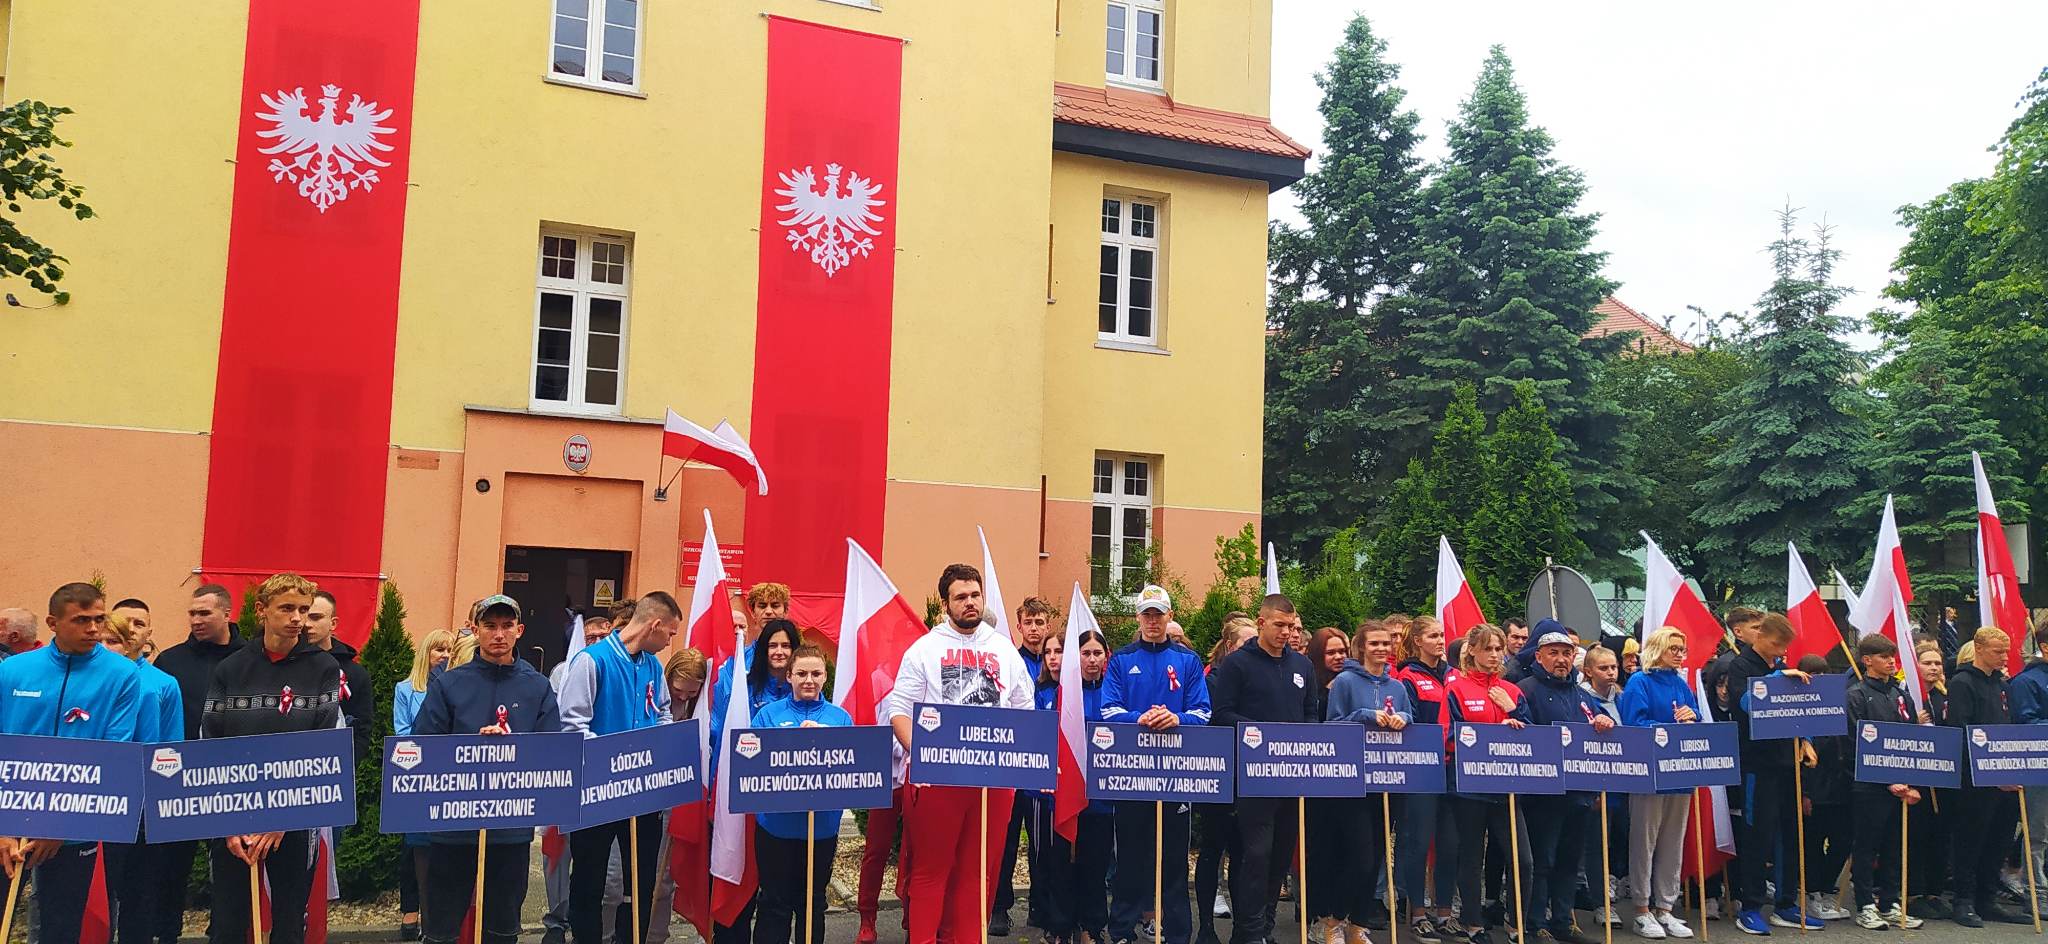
1138 706 1179 731
227 832 285 866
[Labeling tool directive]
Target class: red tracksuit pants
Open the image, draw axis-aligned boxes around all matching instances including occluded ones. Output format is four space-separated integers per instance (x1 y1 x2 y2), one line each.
903 784 1014 944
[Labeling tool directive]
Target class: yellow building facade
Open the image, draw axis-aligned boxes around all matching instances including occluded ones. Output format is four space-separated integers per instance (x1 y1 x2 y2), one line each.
0 0 1301 651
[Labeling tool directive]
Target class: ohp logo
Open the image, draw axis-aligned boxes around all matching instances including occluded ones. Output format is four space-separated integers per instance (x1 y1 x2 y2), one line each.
735 732 761 759
1654 727 1670 748
1457 726 1477 749
151 747 183 778
918 706 942 732
1241 726 1263 749
1092 726 1115 750
1861 723 1879 743
391 740 423 770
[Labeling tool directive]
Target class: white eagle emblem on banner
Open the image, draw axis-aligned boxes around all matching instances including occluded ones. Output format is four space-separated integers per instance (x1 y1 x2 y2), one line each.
254 84 396 213
773 163 887 277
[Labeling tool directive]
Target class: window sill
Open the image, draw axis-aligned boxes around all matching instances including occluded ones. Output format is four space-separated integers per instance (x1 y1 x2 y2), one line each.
1095 338 1170 356
1105 76 1166 95
469 403 662 426
541 74 647 99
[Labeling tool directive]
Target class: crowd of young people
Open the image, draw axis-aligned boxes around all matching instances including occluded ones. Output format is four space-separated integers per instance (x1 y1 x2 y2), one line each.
4 568 2044 944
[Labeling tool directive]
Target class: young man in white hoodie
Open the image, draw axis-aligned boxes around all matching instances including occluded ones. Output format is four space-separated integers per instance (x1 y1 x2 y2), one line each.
885 563 1037 944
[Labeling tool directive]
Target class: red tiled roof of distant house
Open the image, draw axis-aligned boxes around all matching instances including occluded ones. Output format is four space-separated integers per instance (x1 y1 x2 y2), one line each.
1589 296 1693 354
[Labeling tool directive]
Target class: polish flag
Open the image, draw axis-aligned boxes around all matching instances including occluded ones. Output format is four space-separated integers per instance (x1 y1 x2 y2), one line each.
1265 542 1282 596
1786 543 1844 665
1680 666 1737 880
663 409 769 496
675 510 746 937
980 526 1011 642
1832 568 1862 614
1849 496 1923 702
833 538 929 726
710 617 759 925
1435 535 1487 642
1641 532 1725 671
1975 452 2030 676
1053 582 1096 844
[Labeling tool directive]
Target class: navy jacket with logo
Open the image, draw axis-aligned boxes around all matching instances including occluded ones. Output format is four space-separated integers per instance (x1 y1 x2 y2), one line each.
1101 637 1212 726
414 656 563 843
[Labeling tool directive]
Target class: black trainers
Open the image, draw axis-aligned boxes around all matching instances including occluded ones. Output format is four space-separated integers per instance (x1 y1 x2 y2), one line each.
1411 916 1442 944
1952 901 1984 928
1981 903 2033 925
1552 924 1598 944
1466 929 1495 944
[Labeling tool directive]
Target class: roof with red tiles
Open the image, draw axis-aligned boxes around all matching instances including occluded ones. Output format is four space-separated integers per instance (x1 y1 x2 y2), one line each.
1589 296 1693 354
1053 82 1312 160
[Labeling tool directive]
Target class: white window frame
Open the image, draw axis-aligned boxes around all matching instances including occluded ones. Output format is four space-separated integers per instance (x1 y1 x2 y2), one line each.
532 228 631 415
1091 453 1155 594
1099 194 1163 347
1105 0 1165 89
548 0 644 93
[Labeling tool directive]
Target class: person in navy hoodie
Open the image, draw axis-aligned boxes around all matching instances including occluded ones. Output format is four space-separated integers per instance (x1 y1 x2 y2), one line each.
1518 629 1614 944
750 646 849 944
559 591 683 944
1324 619 1417 944
1035 629 1115 944
412 594 561 944
0 582 141 944
1102 585 1212 944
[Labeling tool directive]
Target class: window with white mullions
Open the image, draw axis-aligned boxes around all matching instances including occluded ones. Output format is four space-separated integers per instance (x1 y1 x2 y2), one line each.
551 0 641 90
1091 454 1155 594
533 230 630 414
1099 196 1161 345
1105 0 1164 87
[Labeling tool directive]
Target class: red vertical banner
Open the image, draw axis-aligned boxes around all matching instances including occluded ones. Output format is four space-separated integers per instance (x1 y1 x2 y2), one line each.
746 18 904 621
200 0 421 643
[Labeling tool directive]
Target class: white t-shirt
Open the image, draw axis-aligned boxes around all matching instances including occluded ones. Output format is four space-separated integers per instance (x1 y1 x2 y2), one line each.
883 620 1035 722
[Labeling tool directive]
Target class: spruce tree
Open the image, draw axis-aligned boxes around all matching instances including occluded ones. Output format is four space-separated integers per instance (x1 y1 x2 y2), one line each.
1402 46 1638 575
1470 382 1587 616
1432 382 1487 542
338 582 415 898
1691 208 1869 597
1265 13 1427 556
1858 327 2028 604
1362 458 1442 615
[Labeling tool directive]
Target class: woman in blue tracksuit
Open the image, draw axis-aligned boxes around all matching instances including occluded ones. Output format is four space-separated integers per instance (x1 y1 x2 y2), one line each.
1034 629 1114 944
710 619 800 777
1321 620 1417 944
750 646 849 944
1617 628 1700 940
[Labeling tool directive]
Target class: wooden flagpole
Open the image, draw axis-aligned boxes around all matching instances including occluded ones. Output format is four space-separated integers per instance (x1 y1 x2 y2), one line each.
474 829 488 944
630 818 644 944
1509 795 1526 944
250 858 266 944
1299 797 1310 944
1899 796 1910 929
982 789 991 944
1692 792 1709 944
1601 794 1613 944
1155 801 1165 944
0 842 24 944
1385 793 1399 944
806 811 817 944
1794 744 1808 932
2021 790 2042 934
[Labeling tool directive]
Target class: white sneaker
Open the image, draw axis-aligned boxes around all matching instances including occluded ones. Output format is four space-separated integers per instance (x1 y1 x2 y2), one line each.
1658 911 1693 939
1880 905 1923 930
1854 905 1888 930
1807 894 1851 921
1633 914 1668 939
1600 906 1624 927
1214 894 1232 918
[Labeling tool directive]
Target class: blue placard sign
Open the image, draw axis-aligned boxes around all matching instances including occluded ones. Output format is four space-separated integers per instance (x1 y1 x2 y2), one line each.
379 732 582 833
1361 724 1446 794
1237 722 1364 798
579 720 704 826
0 735 144 843
1967 724 2048 787
728 724 895 814
1086 722 1235 803
145 728 356 842
1562 723 1657 794
1747 673 1849 740
1650 722 1741 790
1854 721 1962 789
1452 723 1564 795
907 703 1057 790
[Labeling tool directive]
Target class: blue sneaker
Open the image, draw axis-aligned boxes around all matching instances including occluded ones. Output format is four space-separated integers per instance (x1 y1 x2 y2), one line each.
1769 908 1824 931
1735 911 1772 936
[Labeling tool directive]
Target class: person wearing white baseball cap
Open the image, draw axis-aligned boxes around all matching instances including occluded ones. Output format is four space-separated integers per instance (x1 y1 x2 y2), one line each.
1102 585 1212 944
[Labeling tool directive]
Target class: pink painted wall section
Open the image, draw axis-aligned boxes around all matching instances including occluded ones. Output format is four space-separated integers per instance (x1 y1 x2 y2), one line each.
0 420 208 643
884 480 1041 613
379 446 462 637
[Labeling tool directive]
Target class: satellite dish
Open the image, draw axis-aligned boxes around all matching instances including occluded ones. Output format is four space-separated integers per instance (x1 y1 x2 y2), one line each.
1526 561 1602 638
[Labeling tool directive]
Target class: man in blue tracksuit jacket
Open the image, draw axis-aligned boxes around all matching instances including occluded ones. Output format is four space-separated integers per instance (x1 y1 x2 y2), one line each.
1101 585 1212 944
1518 628 1613 944
750 647 850 944
0 582 141 944
558 591 681 944
413 595 562 944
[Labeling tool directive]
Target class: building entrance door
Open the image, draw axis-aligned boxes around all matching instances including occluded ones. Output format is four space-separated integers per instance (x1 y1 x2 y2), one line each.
503 545 629 672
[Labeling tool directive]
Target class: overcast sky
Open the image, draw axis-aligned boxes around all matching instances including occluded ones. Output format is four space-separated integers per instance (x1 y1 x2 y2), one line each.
1269 3 2048 346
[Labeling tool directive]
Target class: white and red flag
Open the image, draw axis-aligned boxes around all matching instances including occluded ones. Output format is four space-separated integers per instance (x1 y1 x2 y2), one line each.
1832 568 1862 615
832 538 928 726
1435 535 1486 642
1640 532 1725 672
980 526 1012 642
663 409 769 496
709 617 759 925
1265 542 1282 597
1053 583 1096 844
1975 451 2030 675
1848 495 1924 702
1786 542 1845 666
673 510 749 937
